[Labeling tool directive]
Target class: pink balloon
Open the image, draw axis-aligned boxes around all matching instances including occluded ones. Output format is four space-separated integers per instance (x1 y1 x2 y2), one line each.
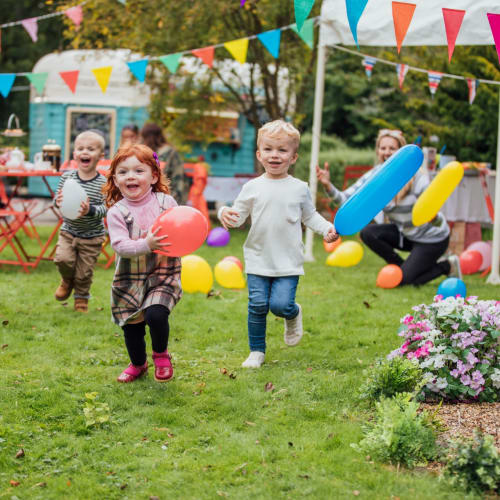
466 241 492 271
223 256 243 271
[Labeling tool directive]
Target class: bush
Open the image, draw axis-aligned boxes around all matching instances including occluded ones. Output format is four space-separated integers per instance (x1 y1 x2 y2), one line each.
357 357 427 403
444 431 500 494
352 393 438 468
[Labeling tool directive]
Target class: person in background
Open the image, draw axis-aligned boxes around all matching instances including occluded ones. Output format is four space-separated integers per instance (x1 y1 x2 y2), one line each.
316 129 461 286
119 124 140 147
140 123 190 205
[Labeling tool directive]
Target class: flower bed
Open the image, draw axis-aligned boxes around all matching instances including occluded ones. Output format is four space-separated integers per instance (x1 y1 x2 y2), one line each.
389 296 500 402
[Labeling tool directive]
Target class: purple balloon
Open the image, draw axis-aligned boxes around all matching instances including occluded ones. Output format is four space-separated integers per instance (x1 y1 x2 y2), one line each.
206 227 230 247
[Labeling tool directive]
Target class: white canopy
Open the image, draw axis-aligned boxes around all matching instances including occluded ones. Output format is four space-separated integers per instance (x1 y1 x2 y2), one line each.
305 0 500 285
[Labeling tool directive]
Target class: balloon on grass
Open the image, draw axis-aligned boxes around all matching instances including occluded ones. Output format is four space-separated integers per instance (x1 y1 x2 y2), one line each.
214 259 246 289
459 250 482 275
325 241 363 267
222 255 243 271
466 241 492 271
334 145 423 235
412 161 464 226
152 206 208 257
60 179 88 219
206 227 230 247
437 277 467 299
323 236 342 253
376 264 403 288
181 255 213 293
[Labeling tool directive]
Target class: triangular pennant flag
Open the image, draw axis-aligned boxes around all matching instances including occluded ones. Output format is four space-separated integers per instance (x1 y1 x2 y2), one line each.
346 0 369 48
442 8 465 63
0 74 16 98
192 46 215 68
466 78 479 105
59 70 79 93
396 63 409 89
92 66 113 93
21 17 38 42
224 38 249 65
392 2 416 53
127 59 148 82
427 71 443 97
295 0 315 32
487 13 500 65
65 6 83 27
240 0 246 5
362 56 376 79
117 0 126 4
26 72 48 94
257 29 281 59
291 18 314 49
159 53 183 74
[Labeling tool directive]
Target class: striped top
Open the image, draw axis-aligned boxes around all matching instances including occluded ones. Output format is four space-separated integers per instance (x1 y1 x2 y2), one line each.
55 170 107 238
328 165 449 244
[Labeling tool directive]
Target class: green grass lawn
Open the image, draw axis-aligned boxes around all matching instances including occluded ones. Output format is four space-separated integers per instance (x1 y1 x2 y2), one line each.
1 228 494 499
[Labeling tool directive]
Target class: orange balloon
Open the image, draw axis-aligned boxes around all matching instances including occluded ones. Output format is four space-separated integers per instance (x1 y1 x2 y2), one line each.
376 264 403 289
152 206 208 257
459 250 482 275
222 255 243 271
323 236 342 253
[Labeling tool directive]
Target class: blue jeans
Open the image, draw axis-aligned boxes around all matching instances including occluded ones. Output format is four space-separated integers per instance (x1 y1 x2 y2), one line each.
247 274 300 353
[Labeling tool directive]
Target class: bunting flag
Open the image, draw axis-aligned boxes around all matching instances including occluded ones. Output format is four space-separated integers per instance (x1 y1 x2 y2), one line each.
159 53 183 74
362 56 376 78
240 0 246 5
26 72 48 94
59 70 79 93
442 8 465 63
92 66 113 93
487 13 500 65
65 6 83 27
257 29 281 58
427 71 443 97
466 78 479 104
291 18 314 49
21 17 38 42
392 2 416 53
295 0 315 32
224 38 249 64
346 0 369 48
127 59 148 82
396 63 409 89
117 0 127 4
192 46 215 68
0 74 16 98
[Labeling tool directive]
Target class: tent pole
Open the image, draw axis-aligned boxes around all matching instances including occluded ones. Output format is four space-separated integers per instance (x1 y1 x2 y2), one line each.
487 87 500 284
304 42 327 262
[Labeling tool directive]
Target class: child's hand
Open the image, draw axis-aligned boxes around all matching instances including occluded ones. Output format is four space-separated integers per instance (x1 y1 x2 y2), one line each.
77 199 90 218
316 162 331 189
220 208 239 230
324 227 339 243
146 226 171 252
55 190 63 208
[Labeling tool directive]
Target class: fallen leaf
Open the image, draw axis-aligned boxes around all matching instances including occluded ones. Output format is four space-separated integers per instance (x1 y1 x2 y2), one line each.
220 368 228 375
235 462 247 471
228 338 233 343
353 491 360 496
106 471 115 476
168 433 174 438
245 421 256 426
327 433 335 439
306 367 312 372
62 302 68 307
1 344 7 349
217 491 228 497
299 474 310 479
288 442 293 447
363 301 370 308
312 291 321 295
141 437 148 441
35 482 47 488
150 496 160 500
120 484 127 490
15 449 24 459
154 427 170 432
10 480 20 486
265 382 274 392
255 440 260 444
2 320 9 326
67 480 71 486
97 307 104 311
229 373 236 379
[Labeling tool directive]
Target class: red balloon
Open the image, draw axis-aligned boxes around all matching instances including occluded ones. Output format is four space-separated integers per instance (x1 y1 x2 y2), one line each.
323 236 342 253
152 206 208 257
459 250 482 275
222 256 243 271
376 264 403 289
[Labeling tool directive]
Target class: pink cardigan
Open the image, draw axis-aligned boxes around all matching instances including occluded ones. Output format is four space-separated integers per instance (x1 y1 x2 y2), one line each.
107 189 177 258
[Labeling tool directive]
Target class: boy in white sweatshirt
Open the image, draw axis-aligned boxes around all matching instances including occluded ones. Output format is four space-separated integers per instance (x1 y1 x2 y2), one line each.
219 120 338 368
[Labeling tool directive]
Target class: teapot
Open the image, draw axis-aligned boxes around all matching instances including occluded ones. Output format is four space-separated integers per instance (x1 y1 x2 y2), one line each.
5 147 25 168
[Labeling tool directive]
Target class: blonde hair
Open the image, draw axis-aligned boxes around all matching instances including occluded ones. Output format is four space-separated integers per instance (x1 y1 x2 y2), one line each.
75 130 106 151
257 120 300 150
375 129 407 151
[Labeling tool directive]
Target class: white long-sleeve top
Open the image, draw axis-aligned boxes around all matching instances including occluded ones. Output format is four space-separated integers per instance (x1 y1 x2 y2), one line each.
218 175 334 277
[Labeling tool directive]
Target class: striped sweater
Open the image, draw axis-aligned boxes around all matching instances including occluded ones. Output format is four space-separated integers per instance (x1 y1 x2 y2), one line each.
328 165 449 244
55 170 107 238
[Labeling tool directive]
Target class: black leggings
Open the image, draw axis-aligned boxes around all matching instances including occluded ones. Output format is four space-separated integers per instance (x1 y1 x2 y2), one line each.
360 223 450 286
122 305 170 365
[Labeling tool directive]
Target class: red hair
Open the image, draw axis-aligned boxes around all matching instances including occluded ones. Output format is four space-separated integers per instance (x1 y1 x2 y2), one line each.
103 144 170 207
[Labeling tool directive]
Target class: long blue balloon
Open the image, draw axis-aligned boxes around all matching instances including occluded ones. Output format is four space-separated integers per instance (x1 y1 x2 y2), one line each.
334 145 423 235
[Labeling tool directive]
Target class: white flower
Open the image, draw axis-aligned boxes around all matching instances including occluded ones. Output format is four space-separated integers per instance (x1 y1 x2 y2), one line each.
433 355 446 369
491 368 500 389
435 377 448 389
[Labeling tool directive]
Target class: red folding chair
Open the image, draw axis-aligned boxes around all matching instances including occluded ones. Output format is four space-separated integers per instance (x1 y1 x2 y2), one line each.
0 209 33 272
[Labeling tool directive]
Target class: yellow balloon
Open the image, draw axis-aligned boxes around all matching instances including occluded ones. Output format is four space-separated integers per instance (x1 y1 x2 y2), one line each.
412 161 464 226
181 255 213 293
214 260 246 289
325 241 364 267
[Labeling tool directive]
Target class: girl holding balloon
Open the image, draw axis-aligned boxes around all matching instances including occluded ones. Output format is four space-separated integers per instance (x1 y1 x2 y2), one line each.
103 144 182 383
316 129 460 285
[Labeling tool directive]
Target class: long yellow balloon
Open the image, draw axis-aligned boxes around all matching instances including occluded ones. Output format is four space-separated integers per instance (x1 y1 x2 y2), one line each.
412 161 464 226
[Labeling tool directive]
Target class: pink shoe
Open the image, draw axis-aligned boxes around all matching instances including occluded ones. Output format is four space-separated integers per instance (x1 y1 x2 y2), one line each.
117 361 148 383
152 351 173 382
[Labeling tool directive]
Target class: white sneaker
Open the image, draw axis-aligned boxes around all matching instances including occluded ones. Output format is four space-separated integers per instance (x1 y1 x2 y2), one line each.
284 303 303 346
447 254 463 280
242 351 265 368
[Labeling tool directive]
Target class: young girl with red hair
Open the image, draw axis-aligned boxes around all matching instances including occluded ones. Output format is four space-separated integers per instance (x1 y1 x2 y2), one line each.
103 144 182 383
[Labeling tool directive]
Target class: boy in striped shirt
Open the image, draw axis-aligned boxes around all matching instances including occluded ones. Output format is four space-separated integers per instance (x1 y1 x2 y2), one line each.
53 131 107 312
